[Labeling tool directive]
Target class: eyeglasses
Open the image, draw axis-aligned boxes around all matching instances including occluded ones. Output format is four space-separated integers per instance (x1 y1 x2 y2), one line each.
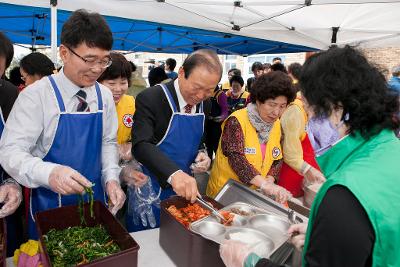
66 46 112 69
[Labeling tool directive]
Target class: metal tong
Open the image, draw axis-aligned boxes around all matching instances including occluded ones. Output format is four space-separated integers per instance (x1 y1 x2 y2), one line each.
196 196 226 223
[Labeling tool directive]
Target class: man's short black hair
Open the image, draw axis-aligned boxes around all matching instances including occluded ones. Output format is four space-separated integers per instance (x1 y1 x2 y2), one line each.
251 62 263 72
272 57 282 62
20 52 55 77
229 75 244 87
0 32 14 69
98 52 132 86
270 62 287 74
228 68 241 76
61 9 113 50
182 49 222 80
288 63 302 80
166 58 177 71
148 67 168 87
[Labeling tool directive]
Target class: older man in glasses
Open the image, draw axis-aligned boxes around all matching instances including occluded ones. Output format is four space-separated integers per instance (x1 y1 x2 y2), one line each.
0 9 125 239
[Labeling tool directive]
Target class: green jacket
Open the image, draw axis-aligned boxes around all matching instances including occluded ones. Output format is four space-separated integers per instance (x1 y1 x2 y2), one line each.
303 129 400 267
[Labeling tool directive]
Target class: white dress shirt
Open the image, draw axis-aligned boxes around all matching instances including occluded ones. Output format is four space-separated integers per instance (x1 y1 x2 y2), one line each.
174 79 195 114
0 69 120 189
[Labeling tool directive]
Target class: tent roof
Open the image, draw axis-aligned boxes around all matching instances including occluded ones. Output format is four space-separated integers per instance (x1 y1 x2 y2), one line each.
0 2 316 55
1 0 399 54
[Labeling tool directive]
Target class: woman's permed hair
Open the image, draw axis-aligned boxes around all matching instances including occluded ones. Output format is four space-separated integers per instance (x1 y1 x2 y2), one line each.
250 72 295 104
300 45 399 138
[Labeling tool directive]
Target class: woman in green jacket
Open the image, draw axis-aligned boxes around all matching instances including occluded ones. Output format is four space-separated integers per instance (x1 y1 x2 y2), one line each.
220 46 400 267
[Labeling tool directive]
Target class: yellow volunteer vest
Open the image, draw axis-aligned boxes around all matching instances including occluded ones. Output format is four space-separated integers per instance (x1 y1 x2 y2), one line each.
116 94 135 144
206 108 283 198
290 97 308 141
221 81 230 90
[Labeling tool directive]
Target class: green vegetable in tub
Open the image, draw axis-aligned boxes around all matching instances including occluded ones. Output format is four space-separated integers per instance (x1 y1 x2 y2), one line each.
44 225 120 266
78 184 95 225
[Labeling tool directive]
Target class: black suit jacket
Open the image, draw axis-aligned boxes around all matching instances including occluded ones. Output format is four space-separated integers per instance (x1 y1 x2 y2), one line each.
131 81 211 188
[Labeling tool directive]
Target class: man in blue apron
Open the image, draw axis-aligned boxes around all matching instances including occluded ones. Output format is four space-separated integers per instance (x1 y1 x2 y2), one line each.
0 32 23 256
129 49 222 231
0 10 125 239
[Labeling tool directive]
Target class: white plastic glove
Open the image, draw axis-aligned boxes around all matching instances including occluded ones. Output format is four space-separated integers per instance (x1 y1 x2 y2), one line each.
261 182 292 204
120 161 148 187
106 180 126 215
118 142 133 162
220 239 252 267
190 150 211 174
288 223 308 251
128 177 160 228
0 181 22 218
48 165 92 195
304 166 326 185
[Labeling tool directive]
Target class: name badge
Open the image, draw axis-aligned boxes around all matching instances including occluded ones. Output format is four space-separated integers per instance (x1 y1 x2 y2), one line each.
244 147 256 155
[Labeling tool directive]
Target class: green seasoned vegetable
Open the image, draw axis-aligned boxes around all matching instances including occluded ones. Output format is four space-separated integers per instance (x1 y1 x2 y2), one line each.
44 225 120 266
78 185 95 225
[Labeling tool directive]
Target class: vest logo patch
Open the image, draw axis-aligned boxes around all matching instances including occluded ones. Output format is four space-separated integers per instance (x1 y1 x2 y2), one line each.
244 147 256 155
272 147 281 159
123 114 134 128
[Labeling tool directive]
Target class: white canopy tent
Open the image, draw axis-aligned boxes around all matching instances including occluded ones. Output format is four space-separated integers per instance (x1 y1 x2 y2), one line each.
2 0 400 57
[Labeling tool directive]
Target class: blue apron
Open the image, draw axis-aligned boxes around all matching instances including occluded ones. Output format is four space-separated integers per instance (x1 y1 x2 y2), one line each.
126 83 205 232
28 76 106 239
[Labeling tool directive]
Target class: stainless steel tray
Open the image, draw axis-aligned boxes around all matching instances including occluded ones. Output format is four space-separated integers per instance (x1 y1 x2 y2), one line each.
212 179 308 265
190 202 291 258
214 179 307 222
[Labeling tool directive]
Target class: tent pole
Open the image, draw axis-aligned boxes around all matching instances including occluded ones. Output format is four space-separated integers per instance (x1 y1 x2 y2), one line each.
50 0 57 65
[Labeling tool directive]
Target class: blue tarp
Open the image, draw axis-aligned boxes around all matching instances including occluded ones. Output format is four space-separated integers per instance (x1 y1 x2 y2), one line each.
0 2 316 55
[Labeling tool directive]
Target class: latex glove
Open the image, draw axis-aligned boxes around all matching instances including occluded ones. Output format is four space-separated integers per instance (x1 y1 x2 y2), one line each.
304 166 326 185
118 143 133 162
261 182 292 204
48 165 92 195
288 223 308 251
220 239 252 267
106 180 126 215
170 171 199 202
0 181 22 218
120 162 148 187
190 150 211 174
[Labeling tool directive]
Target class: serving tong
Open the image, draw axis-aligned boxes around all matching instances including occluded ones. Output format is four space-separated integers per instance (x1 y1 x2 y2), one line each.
196 196 227 223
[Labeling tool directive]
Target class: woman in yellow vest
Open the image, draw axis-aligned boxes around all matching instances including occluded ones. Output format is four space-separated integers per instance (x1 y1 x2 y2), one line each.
98 52 135 158
207 71 295 203
226 75 250 115
278 63 325 197
219 46 400 267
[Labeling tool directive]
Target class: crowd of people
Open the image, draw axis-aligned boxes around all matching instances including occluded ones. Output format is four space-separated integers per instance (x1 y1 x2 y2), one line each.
0 8 399 267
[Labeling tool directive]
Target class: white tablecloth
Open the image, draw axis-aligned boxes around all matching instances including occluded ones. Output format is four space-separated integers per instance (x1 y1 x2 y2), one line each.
7 228 177 267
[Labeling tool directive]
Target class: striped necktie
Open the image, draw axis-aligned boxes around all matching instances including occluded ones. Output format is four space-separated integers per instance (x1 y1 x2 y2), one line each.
76 90 90 112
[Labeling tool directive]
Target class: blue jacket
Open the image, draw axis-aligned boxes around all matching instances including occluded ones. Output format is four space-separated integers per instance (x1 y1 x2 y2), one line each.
388 76 400 94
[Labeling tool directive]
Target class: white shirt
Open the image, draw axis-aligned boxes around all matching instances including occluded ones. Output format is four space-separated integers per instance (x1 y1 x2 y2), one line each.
0 69 120 189
174 79 195 114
